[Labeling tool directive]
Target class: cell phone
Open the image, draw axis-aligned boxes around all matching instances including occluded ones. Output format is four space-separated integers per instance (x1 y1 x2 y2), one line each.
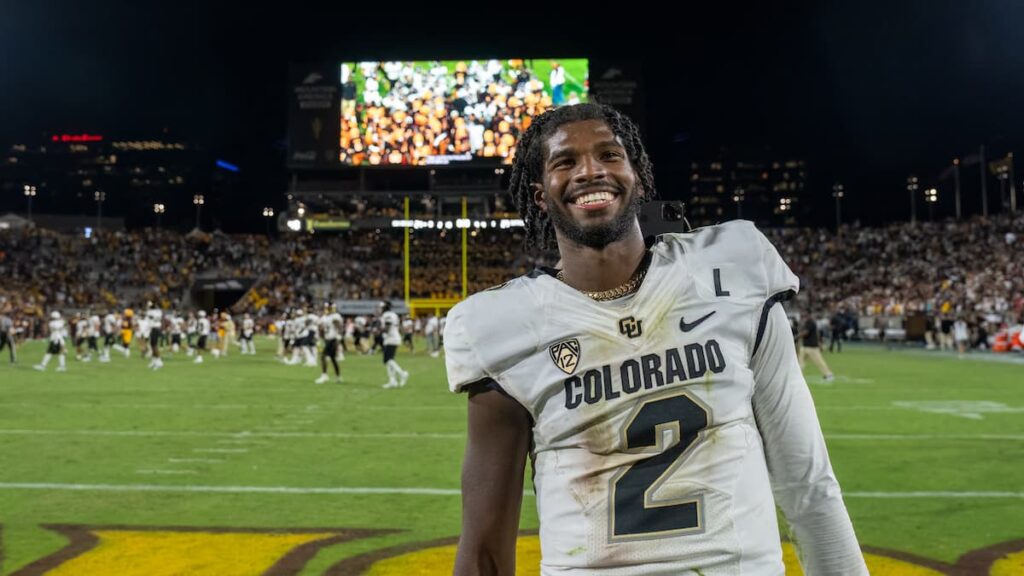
638 200 690 240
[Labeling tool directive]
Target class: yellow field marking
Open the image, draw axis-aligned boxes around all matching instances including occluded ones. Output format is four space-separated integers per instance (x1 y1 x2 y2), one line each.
46 529 335 576
363 536 948 575
990 549 1024 576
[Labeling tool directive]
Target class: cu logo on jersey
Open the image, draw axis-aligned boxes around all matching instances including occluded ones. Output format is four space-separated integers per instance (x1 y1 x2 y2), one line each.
549 338 581 375
618 316 643 339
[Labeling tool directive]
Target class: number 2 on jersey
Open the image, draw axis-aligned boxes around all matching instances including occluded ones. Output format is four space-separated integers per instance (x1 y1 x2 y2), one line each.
609 391 710 541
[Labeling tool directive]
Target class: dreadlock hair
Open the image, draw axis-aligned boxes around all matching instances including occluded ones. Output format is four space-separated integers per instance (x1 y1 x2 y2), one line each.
508 103 656 251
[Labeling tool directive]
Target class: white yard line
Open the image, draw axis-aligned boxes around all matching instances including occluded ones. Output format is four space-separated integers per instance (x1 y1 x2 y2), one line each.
135 469 199 476
193 448 249 454
0 429 463 439
167 458 223 463
0 482 1019 499
4 429 1020 441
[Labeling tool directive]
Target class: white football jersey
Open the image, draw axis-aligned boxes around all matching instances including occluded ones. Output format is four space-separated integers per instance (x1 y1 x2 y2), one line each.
146 308 163 327
49 318 67 344
103 314 118 335
198 318 211 336
381 311 401 346
444 221 865 575
321 313 343 340
242 318 255 335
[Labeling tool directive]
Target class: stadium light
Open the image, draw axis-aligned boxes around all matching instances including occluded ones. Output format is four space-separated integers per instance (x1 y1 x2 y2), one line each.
23 184 37 222
732 187 745 219
778 197 792 212
832 183 845 232
925 188 938 222
907 175 919 224
286 219 302 231
262 207 274 236
192 194 205 231
94 190 105 231
153 203 165 230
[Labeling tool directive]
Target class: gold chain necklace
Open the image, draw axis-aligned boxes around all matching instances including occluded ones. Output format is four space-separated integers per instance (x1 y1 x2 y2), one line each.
556 252 651 302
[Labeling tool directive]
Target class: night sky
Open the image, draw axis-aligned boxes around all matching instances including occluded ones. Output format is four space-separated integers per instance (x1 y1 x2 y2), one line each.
3 1 1024 229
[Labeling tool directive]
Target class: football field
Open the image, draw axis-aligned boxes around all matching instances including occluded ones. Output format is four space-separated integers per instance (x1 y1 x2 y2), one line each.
1 340 1022 574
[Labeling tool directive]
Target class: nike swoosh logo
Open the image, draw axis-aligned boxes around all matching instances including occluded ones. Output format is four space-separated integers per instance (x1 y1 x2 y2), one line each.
679 311 716 332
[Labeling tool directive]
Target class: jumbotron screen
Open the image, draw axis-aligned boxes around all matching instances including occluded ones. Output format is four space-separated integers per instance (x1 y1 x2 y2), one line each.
339 59 588 166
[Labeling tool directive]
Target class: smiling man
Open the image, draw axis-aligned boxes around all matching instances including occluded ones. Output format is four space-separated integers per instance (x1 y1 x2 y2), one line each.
444 103 867 575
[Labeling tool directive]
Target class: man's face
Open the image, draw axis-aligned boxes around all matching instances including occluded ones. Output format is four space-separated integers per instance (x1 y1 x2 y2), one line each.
533 119 643 249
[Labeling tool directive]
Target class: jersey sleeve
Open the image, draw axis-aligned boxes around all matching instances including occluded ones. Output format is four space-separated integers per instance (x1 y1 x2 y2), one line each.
751 305 868 574
443 301 492 393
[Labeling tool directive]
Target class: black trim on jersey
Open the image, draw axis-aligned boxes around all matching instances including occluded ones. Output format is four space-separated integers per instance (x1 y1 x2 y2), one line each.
527 236 663 281
752 289 796 356
526 266 558 279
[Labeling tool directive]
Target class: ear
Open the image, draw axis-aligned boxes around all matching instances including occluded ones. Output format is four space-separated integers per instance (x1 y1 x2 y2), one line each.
532 183 547 213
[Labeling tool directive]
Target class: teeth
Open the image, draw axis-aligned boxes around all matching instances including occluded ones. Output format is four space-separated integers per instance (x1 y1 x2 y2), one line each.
573 192 614 206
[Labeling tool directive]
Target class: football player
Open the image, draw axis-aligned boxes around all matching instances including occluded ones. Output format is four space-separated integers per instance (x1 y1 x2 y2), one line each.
445 103 867 575
34 311 68 372
380 301 408 389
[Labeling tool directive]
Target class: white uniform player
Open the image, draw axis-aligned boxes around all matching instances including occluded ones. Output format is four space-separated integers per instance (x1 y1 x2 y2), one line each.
240 315 256 355
169 313 184 353
444 222 866 575
35 311 68 372
380 304 409 388
101 312 119 362
315 305 344 384
425 315 440 357
195 311 211 363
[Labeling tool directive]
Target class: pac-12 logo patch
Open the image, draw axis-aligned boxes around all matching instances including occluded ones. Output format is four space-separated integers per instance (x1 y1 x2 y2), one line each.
549 338 581 375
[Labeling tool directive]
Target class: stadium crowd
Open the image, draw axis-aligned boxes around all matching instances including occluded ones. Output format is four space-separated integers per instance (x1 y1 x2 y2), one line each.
2 213 1022 348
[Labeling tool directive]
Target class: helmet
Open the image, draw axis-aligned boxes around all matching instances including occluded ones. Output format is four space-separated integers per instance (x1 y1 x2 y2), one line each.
198 310 207 318
50 311 61 320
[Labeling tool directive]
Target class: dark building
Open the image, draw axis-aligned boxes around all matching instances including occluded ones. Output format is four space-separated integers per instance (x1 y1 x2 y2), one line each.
1 133 229 230
686 155 808 228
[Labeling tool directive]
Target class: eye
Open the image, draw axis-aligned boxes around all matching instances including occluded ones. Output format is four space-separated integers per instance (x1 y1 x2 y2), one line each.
602 150 624 160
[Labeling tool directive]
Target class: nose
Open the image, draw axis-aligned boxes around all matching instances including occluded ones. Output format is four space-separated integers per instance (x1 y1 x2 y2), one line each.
571 154 608 185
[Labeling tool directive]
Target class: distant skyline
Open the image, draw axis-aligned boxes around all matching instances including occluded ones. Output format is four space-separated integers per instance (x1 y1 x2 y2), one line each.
2 2 1023 229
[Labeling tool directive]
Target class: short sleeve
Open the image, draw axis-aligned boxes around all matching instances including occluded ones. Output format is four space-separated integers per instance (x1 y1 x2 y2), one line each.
443 303 491 393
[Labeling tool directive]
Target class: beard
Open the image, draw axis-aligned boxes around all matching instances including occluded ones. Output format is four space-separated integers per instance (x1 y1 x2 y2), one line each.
548 185 644 249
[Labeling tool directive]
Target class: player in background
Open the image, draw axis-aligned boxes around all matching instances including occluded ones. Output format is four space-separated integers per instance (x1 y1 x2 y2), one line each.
353 315 368 352
220 312 236 357
85 310 101 362
424 313 441 358
194 310 210 364
73 313 88 361
379 301 409 389
316 302 344 384
239 313 256 355
168 311 184 353
145 302 164 370
119 309 135 358
0 304 17 363
401 316 415 352
953 316 970 355
301 310 320 366
185 311 198 357
101 310 118 362
34 311 68 372
342 317 355 353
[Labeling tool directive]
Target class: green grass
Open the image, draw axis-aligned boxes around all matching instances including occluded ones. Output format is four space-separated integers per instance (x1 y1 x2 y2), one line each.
0 341 1022 574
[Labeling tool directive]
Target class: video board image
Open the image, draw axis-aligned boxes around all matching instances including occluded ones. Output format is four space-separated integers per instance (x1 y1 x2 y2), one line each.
339 59 588 166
